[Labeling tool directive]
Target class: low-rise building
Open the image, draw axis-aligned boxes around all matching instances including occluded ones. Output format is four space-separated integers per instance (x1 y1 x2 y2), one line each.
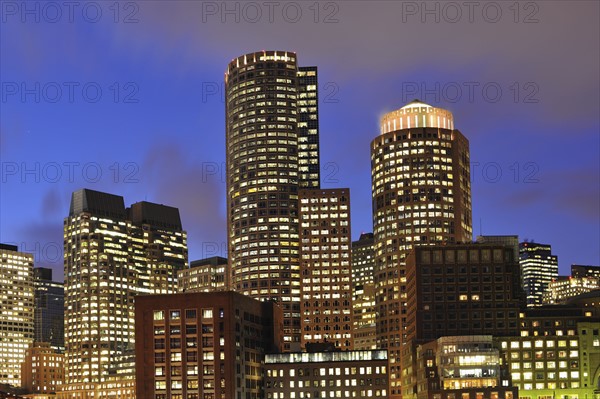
264 349 388 398
135 291 282 399
21 342 64 394
414 336 517 399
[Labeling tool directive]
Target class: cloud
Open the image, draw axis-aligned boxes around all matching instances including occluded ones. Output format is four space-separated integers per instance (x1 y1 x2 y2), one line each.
41 187 63 216
15 220 64 280
500 167 600 221
551 169 600 220
139 140 228 260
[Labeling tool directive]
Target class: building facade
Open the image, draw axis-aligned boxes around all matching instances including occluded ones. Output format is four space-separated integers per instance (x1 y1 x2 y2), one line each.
21 342 64 394
55 379 136 399
498 303 600 398
476 235 519 261
33 268 64 352
352 233 377 351
402 243 523 398
519 242 558 307
571 264 600 279
370 100 473 398
297 66 320 189
63 189 187 384
225 50 320 351
177 257 228 293
414 336 517 399
298 188 353 350
405 244 523 343
135 291 283 399
0 244 34 387
542 276 599 305
264 350 389 399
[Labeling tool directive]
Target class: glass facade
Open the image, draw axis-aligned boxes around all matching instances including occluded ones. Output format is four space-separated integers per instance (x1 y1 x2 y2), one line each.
33 267 64 352
519 242 558 307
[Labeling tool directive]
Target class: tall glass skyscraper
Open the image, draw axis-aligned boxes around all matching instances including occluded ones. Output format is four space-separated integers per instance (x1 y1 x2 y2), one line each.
64 189 187 384
370 100 473 398
33 267 64 352
519 241 559 306
225 51 319 350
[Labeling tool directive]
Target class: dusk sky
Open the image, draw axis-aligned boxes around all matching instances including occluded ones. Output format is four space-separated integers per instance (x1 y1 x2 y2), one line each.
1 1 598 281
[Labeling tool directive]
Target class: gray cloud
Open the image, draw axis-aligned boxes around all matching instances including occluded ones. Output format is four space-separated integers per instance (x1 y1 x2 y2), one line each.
140 140 228 260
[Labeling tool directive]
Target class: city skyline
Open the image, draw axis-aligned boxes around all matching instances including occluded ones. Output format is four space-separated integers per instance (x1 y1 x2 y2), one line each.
2 2 599 282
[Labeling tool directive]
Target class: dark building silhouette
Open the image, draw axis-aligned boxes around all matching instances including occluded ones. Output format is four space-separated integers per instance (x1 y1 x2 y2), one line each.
33 267 64 352
405 243 523 343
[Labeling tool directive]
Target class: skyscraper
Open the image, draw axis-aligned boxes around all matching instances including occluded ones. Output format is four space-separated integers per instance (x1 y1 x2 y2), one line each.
351 233 377 350
370 100 473 398
225 51 319 350
33 267 64 352
519 241 558 306
64 189 187 384
0 243 34 387
297 66 320 188
298 188 353 350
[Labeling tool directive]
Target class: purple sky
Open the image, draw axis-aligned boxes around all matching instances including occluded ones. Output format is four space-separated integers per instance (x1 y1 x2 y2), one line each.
1 1 598 281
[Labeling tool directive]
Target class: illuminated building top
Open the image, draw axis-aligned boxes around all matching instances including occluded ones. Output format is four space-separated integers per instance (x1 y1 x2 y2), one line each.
380 99 454 134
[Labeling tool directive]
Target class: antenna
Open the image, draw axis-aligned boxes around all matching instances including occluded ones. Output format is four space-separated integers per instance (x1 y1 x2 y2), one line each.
479 218 482 236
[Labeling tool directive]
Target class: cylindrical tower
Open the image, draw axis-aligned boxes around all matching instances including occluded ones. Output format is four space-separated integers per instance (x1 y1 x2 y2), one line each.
370 100 472 397
225 51 301 350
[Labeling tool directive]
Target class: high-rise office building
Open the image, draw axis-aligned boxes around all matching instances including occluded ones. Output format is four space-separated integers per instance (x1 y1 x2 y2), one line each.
135 291 283 399
370 100 472 398
64 189 187 384
178 256 228 293
352 233 377 350
225 51 320 350
33 267 64 352
519 241 558 306
297 66 320 189
298 188 353 350
352 232 375 286
0 243 34 387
